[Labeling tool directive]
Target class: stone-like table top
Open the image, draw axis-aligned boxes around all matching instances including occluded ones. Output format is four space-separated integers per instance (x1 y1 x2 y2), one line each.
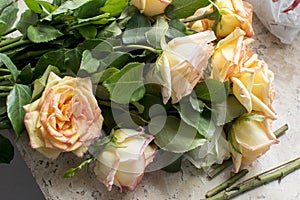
14 1 300 199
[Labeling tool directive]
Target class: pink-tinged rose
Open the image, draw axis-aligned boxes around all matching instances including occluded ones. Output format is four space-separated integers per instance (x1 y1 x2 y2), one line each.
155 30 216 104
94 129 157 191
23 72 103 159
190 0 254 38
131 0 172 17
229 116 279 172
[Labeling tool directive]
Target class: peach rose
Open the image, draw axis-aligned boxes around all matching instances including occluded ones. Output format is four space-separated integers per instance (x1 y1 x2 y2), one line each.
211 28 253 82
131 0 172 17
231 59 276 119
154 30 216 104
211 28 276 119
229 115 279 172
23 72 103 159
190 0 254 38
94 129 157 191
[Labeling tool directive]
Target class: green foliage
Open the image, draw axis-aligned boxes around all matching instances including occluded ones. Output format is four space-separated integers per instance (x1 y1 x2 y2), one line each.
145 16 168 49
214 95 247 126
122 13 151 44
165 0 211 19
31 65 60 101
149 116 206 153
100 0 128 16
173 97 211 137
16 10 39 34
0 2 18 36
0 134 14 164
27 24 63 43
7 84 32 137
0 53 18 82
194 79 230 103
103 62 145 104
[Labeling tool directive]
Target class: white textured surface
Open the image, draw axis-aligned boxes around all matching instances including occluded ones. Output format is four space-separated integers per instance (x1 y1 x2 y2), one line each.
16 1 300 200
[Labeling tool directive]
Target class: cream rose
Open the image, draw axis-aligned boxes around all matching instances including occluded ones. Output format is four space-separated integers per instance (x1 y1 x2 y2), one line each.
190 0 254 38
131 0 172 17
23 72 103 159
94 129 157 191
229 115 279 172
154 30 216 104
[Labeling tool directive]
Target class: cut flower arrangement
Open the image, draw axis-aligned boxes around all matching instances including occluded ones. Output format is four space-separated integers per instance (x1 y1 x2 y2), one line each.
0 0 298 198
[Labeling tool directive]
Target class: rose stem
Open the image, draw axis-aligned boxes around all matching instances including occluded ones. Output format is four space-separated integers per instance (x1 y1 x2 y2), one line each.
207 124 289 179
208 159 233 179
205 156 300 200
274 124 288 138
205 169 249 198
0 92 9 97
0 39 31 53
0 86 13 91
0 36 22 48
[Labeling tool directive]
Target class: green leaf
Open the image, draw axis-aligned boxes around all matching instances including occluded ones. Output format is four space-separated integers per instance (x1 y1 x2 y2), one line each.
214 95 247 126
100 0 128 16
149 116 206 153
91 67 119 83
16 10 39 34
27 24 63 43
145 16 168 49
7 84 32 137
19 64 33 84
0 116 11 129
162 155 183 173
97 21 122 38
103 62 145 104
122 13 151 44
74 0 106 18
43 0 93 21
79 50 100 74
77 25 97 39
37 1 57 13
167 19 187 39
165 0 211 19
31 65 60 101
0 53 18 82
173 99 212 137
0 2 18 35
0 0 14 10
194 79 229 103
189 95 205 113
24 0 43 13
0 134 14 164
35 48 81 76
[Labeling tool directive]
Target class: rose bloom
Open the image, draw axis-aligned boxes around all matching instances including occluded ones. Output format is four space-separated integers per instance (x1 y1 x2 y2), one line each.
131 0 172 17
231 59 277 119
229 116 279 172
211 28 253 82
211 28 276 119
94 129 157 191
154 30 216 104
23 72 103 159
190 0 254 38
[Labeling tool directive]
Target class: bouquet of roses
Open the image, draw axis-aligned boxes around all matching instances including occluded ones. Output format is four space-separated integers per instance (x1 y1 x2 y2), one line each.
0 0 295 198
